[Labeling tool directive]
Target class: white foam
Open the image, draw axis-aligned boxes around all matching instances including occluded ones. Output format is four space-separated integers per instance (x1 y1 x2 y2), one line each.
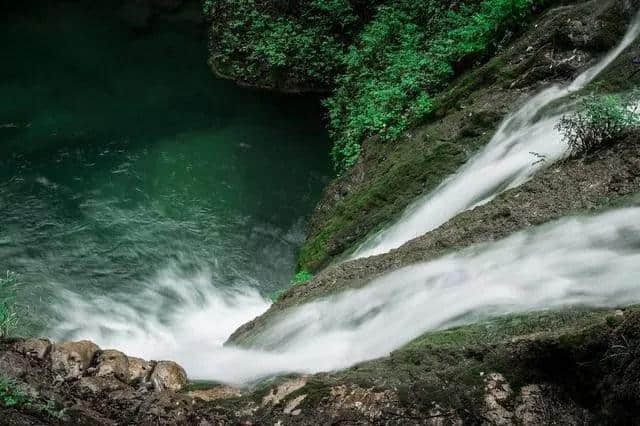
53 207 640 384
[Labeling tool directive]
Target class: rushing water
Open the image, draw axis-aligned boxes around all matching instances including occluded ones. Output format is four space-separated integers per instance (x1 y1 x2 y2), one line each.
59 207 640 384
4 2 640 386
0 2 329 333
48 16 640 384
349 11 640 260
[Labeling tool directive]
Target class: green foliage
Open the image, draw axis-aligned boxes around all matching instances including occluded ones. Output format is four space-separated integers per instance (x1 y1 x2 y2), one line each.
292 270 313 284
207 0 379 88
267 270 314 301
557 90 640 156
208 0 547 171
0 376 65 419
0 377 31 408
202 0 213 14
0 271 19 338
327 0 547 171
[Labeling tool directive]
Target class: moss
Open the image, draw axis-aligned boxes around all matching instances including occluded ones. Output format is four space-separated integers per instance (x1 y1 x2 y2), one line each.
405 309 614 351
290 379 332 410
299 135 488 271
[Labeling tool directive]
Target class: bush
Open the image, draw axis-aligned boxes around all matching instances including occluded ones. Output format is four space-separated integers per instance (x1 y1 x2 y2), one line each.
208 0 549 172
557 91 640 156
0 377 31 408
326 0 548 171
267 270 313 302
0 271 19 338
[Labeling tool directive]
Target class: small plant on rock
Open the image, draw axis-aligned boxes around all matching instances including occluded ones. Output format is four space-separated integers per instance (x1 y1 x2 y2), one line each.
0 377 30 408
0 271 19 338
556 91 640 156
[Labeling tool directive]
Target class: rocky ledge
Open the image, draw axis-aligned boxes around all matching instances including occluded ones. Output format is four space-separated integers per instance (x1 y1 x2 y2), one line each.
2 307 640 424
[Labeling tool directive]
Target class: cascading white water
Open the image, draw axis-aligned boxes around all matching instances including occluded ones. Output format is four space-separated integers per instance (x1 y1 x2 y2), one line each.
54 206 640 384
50 11 640 386
349 12 640 260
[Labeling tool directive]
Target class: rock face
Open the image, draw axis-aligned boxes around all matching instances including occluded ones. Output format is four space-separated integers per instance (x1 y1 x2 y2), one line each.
14 338 52 360
127 356 154 385
51 340 100 379
150 361 188 392
95 349 129 383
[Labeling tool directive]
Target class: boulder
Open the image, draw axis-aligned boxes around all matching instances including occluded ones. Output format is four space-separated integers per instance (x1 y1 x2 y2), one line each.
150 361 187 392
95 349 129 382
51 340 100 379
127 356 154 386
14 338 52 360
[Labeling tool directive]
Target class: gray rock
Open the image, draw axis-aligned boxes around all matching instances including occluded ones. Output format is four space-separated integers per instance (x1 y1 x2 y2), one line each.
15 338 52 360
51 340 100 379
150 361 188 392
127 356 154 386
95 349 129 382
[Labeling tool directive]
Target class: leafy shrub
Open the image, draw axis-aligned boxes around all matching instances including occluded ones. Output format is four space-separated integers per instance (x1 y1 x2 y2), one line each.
0 271 19 338
267 270 313 301
327 0 548 171
0 376 65 419
556 91 640 156
207 0 382 89
208 0 548 171
0 377 30 408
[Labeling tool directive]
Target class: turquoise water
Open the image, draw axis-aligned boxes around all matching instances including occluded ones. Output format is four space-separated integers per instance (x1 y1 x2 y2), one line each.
0 2 330 335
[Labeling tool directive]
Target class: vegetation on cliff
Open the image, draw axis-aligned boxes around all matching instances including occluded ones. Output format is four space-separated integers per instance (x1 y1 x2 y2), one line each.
207 0 550 170
294 0 639 272
0 272 18 339
557 89 640 155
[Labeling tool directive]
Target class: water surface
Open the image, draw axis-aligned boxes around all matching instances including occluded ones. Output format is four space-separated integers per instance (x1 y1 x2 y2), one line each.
0 1 330 335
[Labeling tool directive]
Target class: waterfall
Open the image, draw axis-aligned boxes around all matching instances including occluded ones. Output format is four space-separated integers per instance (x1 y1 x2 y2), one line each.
49 10 640 385
54 206 640 383
349 12 640 260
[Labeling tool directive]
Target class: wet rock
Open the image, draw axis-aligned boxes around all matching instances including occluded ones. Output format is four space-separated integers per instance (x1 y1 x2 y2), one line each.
14 338 52 360
127 356 154 385
150 361 188 392
328 384 401 421
51 340 100 379
189 385 242 401
514 384 546 424
483 373 513 425
95 349 129 382
262 377 307 406
283 394 306 415
0 350 30 379
65 405 117 426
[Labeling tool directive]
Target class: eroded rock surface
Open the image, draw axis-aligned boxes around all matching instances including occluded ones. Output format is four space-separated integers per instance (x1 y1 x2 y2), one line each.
95 349 129 382
150 361 188 392
51 340 100 379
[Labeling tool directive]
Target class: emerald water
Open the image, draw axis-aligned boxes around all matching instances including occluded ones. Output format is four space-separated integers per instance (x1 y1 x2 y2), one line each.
0 2 330 338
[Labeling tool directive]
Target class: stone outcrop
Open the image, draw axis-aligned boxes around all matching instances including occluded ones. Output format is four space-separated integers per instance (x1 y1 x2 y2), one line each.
95 349 129 383
150 361 188 392
51 340 100 379
17 338 189 395
127 356 154 385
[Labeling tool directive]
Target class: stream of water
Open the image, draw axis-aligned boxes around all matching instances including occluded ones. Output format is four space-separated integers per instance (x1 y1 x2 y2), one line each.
350 11 640 260
59 206 640 383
